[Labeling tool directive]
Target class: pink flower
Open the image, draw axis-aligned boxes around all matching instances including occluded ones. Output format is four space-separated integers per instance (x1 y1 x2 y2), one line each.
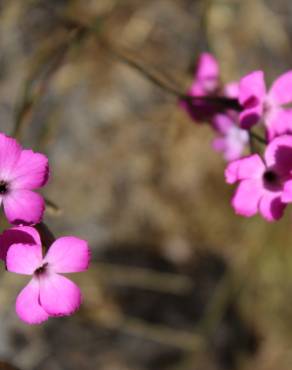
211 83 248 161
4 226 90 324
180 53 241 126
212 113 249 161
239 70 292 140
0 133 49 225
180 53 221 122
225 135 292 221
188 52 220 95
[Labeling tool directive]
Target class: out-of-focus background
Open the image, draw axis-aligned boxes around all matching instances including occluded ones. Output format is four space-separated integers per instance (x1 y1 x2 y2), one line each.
1 0 292 369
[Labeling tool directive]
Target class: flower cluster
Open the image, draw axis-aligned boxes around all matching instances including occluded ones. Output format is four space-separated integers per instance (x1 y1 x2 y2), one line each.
0 132 90 324
180 53 292 222
180 53 249 162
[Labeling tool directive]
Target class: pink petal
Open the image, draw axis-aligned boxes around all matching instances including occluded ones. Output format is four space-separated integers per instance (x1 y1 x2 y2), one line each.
39 273 82 316
16 278 49 324
223 147 243 162
239 71 266 105
265 109 292 141
213 137 237 161
195 53 219 91
213 119 248 162
239 71 266 129
231 179 262 217
224 81 239 98
0 226 41 260
258 193 285 221
6 243 42 275
3 189 45 225
268 71 292 105
187 81 205 97
212 113 234 134
281 179 292 203
213 134 247 162
0 133 22 180
239 107 263 130
224 127 249 160
12 150 49 190
212 137 226 151
264 135 292 175
225 154 265 184
44 237 90 273
222 139 247 162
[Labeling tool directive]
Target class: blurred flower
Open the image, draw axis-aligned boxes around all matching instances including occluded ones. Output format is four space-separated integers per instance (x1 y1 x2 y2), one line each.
225 135 292 221
180 52 222 122
0 133 49 225
5 226 90 324
211 82 248 161
180 54 247 161
188 52 220 94
239 70 292 140
212 113 249 161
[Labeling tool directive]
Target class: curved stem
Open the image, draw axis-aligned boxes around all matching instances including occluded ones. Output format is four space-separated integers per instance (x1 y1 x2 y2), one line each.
56 15 243 113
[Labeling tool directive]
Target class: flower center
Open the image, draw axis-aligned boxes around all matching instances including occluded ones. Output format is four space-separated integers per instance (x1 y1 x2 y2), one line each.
34 262 48 276
263 170 277 183
263 100 271 115
0 180 8 195
263 169 281 191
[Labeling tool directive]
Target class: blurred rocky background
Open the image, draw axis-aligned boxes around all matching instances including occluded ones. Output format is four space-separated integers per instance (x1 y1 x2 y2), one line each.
0 0 292 369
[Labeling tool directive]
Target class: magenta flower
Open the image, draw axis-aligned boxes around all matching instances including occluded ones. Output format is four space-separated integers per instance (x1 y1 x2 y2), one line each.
0 133 49 225
212 113 249 161
239 70 292 140
225 135 292 221
180 53 241 126
211 82 248 161
180 52 221 122
4 226 90 324
188 52 219 95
